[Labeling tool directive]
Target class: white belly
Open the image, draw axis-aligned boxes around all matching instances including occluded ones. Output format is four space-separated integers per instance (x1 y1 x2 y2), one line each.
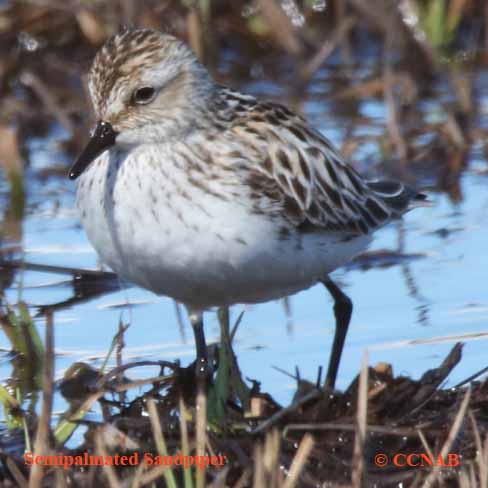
76 147 371 309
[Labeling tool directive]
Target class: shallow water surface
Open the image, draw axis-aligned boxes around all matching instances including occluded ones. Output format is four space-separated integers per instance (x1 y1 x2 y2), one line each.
1 63 488 425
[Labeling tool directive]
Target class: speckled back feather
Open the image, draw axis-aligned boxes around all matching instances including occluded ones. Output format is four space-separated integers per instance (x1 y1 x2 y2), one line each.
210 89 426 236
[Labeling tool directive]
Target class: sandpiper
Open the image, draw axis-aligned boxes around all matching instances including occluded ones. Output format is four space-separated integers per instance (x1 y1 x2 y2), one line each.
70 28 426 388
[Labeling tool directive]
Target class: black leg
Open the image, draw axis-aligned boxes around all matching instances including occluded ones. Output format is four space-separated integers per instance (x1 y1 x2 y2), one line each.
321 278 353 389
188 310 208 380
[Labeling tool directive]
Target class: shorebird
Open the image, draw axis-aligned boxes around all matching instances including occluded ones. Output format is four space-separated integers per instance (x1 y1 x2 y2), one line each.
69 28 426 388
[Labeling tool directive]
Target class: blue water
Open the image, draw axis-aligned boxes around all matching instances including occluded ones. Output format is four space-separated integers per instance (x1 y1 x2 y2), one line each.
1 67 488 427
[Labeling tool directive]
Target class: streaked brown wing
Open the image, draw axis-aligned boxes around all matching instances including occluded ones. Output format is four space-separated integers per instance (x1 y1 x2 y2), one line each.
233 100 395 235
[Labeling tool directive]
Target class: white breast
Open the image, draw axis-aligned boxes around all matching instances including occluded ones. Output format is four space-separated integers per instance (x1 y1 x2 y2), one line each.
76 144 371 309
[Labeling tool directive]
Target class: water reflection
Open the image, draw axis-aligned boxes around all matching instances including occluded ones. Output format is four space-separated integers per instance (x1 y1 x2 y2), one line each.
398 221 431 327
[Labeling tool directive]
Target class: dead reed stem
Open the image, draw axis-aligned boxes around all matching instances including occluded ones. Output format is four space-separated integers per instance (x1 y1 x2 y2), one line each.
28 311 54 488
6 457 28 488
94 432 121 488
283 433 314 488
351 351 369 488
383 29 408 161
196 385 207 488
179 395 194 488
421 388 471 488
147 397 177 488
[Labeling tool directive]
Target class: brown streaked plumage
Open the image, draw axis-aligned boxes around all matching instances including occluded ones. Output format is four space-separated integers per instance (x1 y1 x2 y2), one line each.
71 28 428 389
207 87 426 236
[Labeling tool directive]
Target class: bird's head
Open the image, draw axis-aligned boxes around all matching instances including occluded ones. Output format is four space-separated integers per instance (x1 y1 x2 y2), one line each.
69 28 215 179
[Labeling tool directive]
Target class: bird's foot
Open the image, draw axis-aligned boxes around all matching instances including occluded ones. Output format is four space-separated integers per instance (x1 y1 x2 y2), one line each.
195 356 209 380
194 349 215 391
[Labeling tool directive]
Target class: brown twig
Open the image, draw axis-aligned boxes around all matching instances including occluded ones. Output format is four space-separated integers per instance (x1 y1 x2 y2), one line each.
383 28 408 161
20 71 75 135
256 0 304 56
251 389 320 435
301 16 356 83
285 422 434 436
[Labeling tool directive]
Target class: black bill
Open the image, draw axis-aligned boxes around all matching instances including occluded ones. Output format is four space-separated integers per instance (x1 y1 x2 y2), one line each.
68 121 118 180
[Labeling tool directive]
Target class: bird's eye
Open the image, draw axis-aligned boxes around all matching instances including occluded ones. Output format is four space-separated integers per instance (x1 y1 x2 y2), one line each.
132 86 156 105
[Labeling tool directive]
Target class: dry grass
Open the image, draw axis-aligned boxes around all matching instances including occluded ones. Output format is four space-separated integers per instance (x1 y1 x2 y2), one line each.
0 313 485 487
